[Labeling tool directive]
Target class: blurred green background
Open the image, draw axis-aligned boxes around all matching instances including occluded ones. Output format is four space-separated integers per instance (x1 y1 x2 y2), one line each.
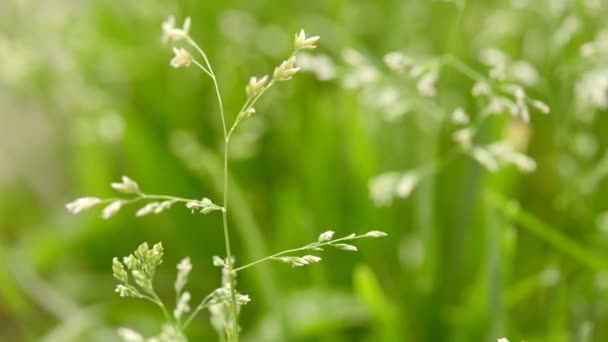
2 0 608 341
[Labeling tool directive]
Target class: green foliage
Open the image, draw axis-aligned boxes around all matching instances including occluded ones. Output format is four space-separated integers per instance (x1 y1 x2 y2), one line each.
2 0 608 341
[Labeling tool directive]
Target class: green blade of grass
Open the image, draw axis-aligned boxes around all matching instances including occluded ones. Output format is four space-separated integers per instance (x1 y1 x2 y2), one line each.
486 190 608 272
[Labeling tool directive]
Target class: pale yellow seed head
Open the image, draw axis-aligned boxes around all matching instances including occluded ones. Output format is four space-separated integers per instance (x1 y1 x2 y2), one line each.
245 75 269 98
161 16 190 44
294 29 320 50
274 56 300 81
170 47 192 68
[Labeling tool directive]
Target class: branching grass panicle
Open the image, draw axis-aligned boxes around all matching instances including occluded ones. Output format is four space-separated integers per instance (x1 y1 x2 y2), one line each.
66 16 386 342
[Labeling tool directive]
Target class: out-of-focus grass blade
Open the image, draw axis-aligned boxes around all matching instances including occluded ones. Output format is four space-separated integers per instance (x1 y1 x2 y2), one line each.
486 190 608 272
353 264 402 342
0 242 28 317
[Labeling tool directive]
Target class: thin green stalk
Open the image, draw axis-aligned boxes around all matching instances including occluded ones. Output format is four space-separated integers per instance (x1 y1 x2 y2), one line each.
185 38 303 341
187 35 240 341
222 141 239 341
191 60 213 78
150 290 174 328
170 134 288 338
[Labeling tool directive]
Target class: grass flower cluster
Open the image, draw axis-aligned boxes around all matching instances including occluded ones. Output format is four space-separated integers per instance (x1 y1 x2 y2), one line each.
66 16 385 342
300 46 550 206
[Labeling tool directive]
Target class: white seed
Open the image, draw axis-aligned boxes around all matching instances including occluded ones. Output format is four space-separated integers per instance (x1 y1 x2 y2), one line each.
117 327 144 342
136 202 159 217
318 230 335 242
365 230 388 238
333 243 358 252
65 197 101 214
302 255 321 263
102 201 123 219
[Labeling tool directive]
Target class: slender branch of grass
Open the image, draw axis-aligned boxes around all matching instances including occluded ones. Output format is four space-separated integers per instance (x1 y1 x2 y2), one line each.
191 60 213 78
172 43 305 340
186 34 240 341
227 79 275 142
96 193 225 213
232 234 374 273
486 190 608 272
186 37 228 139
137 293 160 303
149 289 175 327
226 49 297 141
181 292 215 329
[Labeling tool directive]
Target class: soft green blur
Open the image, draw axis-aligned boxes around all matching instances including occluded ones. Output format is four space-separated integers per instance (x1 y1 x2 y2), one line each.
2 0 608 341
